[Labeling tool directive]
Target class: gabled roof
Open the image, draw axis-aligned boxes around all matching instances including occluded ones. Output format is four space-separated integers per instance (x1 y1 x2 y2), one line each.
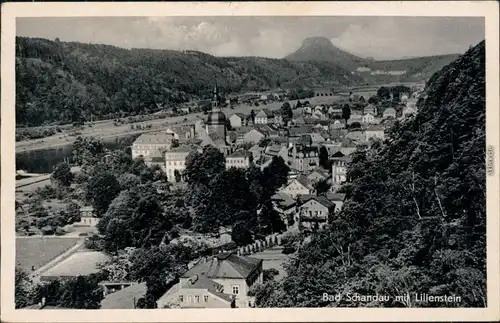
181 253 262 279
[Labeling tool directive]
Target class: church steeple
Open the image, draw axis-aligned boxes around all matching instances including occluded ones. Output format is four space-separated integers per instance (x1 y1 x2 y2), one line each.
212 82 219 111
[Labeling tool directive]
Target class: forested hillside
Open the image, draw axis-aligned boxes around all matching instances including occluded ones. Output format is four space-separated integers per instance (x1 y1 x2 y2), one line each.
253 41 486 307
16 37 362 127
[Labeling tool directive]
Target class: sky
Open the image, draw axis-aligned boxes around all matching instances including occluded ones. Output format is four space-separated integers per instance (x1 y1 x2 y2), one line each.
17 16 485 60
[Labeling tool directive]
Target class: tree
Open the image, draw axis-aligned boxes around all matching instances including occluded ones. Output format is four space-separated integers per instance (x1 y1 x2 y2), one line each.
171 139 180 148
342 104 351 124
174 169 182 183
85 172 121 216
52 162 73 187
318 146 329 169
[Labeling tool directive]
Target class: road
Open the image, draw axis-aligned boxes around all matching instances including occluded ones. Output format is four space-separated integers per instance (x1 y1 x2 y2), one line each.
16 101 293 153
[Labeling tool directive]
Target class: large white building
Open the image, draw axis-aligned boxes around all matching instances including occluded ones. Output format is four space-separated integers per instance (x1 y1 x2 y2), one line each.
131 133 173 159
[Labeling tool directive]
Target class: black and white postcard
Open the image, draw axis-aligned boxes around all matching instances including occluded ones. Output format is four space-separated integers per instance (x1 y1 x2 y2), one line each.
1 1 499 322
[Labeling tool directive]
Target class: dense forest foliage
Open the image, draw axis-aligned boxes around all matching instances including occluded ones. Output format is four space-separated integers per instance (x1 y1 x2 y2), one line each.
252 41 486 307
16 37 363 127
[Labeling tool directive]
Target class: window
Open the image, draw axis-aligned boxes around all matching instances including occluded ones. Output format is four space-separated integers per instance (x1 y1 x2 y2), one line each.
179 295 184 302
174 161 177 166
232 285 240 295
204 295 209 302
195 295 200 303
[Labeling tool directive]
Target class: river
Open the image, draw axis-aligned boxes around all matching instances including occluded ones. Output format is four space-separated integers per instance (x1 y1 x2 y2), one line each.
15 134 140 174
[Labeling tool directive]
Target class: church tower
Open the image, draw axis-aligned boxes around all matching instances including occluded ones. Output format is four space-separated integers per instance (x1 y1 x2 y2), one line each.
205 83 227 140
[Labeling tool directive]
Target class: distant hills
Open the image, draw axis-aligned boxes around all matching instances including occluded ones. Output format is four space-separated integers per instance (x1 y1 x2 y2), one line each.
285 36 461 82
